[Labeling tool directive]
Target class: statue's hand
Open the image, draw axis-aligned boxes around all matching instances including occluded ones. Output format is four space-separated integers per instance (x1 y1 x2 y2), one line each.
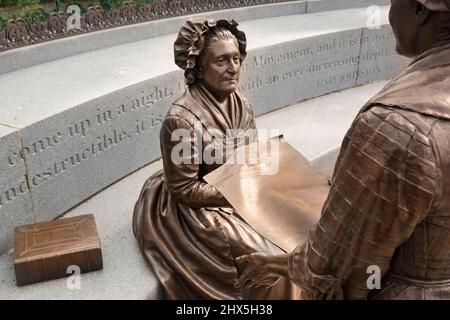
235 252 289 288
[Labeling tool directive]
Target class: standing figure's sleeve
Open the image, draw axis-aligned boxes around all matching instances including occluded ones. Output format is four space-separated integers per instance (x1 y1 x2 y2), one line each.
288 106 441 299
160 115 230 208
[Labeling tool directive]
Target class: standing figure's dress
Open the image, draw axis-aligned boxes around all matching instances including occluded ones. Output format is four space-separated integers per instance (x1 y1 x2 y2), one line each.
287 43 450 300
133 82 300 299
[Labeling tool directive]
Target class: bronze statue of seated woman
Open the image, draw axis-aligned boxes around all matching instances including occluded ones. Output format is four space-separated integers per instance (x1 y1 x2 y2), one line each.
133 18 300 299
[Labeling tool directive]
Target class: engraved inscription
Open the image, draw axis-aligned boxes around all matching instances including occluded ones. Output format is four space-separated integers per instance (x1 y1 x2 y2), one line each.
0 82 184 210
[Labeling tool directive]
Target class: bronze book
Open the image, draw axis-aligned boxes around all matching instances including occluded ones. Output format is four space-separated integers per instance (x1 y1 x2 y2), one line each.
204 137 330 252
14 214 103 286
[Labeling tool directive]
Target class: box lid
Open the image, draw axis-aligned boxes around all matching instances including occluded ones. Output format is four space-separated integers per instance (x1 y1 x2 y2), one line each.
14 214 100 262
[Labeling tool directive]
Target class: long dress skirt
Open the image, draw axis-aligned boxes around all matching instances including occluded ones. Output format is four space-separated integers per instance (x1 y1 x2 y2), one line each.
133 170 301 300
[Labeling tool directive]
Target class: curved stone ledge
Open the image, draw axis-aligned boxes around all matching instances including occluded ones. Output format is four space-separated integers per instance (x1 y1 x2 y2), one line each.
0 0 390 75
0 6 408 253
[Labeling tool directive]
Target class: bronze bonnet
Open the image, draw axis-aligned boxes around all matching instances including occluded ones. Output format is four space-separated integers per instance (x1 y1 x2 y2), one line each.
174 18 247 84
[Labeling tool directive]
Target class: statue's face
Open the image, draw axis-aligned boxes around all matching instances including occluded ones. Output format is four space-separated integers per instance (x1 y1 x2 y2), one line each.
389 0 420 57
201 38 241 100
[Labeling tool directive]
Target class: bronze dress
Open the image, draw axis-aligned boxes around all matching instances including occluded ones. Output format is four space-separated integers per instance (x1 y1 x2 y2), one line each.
288 43 450 300
133 82 300 299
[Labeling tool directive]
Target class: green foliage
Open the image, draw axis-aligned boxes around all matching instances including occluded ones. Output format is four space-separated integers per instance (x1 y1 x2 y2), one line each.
0 0 157 28
0 15 6 30
100 0 120 10
23 7 47 23
17 0 40 8
0 0 18 7
13 0 48 24
100 0 153 10
134 0 153 5
1 0 156 11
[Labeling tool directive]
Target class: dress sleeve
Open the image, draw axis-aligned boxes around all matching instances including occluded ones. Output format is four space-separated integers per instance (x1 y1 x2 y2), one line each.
160 115 229 208
288 106 440 299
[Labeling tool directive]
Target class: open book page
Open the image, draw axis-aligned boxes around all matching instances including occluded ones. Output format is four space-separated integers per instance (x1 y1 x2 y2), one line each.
204 137 331 252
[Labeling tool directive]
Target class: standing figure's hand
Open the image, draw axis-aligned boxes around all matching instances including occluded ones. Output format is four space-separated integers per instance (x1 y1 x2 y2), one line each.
235 252 290 288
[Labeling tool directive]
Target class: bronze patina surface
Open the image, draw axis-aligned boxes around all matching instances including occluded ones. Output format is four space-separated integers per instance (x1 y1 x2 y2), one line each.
132 18 300 299
14 214 103 286
204 137 329 253
237 0 450 300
